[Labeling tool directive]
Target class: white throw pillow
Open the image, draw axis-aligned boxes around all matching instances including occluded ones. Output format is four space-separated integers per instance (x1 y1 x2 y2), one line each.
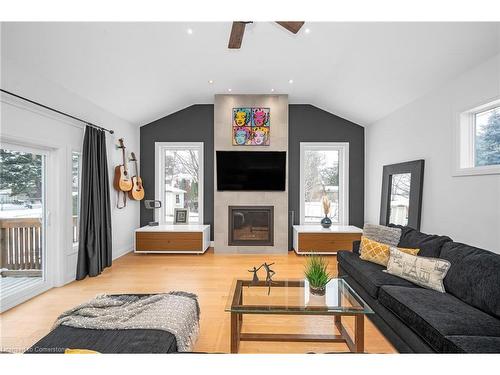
385 247 451 293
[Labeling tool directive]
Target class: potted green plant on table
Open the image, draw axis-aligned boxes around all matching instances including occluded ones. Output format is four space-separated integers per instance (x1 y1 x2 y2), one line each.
304 255 333 296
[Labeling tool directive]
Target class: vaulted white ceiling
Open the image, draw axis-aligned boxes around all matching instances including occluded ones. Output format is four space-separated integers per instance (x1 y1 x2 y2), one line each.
2 22 499 126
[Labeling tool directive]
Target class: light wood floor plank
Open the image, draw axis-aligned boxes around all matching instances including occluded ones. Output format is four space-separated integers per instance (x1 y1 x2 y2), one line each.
0 250 396 353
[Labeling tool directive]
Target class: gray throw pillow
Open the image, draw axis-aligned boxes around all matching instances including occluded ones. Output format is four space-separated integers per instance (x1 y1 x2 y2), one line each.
385 247 451 293
363 223 401 247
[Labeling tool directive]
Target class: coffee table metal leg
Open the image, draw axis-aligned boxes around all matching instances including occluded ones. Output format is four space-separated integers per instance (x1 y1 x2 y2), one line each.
231 312 240 353
354 315 365 353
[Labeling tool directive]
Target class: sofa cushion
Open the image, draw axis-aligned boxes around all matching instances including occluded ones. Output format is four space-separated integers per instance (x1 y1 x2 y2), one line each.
440 241 500 319
442 336 500 353
352 240 361 254
359 236 420 267
378 285 500 352
385 247 450 292
363 223 401 246
389 225 452 257
337 251 418 299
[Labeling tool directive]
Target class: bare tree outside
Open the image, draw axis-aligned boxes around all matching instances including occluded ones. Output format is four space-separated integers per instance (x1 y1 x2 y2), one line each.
389 173 411 226
303 150 339 223
390 173 411 198
164 149 200 223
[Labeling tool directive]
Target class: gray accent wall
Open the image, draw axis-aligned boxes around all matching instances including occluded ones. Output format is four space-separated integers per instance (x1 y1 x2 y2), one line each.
140 105 214 237
140 103 364 246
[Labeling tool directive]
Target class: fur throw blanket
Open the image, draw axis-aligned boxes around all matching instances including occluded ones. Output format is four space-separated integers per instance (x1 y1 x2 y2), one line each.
53 292 200 352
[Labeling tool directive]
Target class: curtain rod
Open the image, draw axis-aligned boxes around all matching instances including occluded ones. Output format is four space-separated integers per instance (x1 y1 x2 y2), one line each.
0 88 114 134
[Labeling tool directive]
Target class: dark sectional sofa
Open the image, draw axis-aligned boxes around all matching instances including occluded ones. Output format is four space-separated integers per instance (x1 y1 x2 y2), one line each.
337 225 500 353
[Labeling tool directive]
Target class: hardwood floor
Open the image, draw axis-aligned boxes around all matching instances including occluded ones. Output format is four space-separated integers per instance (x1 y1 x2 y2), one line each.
0 249 396 353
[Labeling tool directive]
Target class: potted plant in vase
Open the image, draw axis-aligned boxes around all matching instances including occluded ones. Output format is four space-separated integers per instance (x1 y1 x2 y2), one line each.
304 255 333 296
320 195 332 228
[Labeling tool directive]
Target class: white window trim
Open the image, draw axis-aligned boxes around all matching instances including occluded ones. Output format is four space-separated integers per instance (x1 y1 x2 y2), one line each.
454 97 500 176
299 142 349 225
155 142 204 225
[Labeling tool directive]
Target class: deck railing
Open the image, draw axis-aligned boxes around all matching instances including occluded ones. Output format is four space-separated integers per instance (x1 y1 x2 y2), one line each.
0 218 42 271
0 216 78 274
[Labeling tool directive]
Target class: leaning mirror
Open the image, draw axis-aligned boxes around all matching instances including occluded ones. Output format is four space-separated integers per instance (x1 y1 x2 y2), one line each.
380 160 424 230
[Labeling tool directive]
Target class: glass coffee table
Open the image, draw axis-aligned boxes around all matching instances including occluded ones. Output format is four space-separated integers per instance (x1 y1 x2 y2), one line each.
225 278 373 353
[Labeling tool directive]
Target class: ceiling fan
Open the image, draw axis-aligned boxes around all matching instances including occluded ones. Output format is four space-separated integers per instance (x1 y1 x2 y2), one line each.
228 21 305 49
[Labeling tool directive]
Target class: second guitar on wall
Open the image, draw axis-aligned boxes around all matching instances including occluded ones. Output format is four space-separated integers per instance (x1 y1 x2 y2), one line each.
113 138 144 208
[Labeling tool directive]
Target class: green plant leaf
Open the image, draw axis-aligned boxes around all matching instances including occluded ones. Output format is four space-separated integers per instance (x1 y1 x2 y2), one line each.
304 255 333 288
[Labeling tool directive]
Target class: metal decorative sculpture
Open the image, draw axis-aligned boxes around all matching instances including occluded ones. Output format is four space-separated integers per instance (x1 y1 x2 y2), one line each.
248 262 276 295
248 265 262 285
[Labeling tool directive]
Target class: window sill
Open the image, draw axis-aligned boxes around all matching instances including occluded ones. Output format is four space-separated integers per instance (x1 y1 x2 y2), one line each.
453 165 500 177
301 222 344 226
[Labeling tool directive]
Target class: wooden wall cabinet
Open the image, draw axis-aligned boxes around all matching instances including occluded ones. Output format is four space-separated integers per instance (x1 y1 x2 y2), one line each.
292 225 362 255
135 225 210 254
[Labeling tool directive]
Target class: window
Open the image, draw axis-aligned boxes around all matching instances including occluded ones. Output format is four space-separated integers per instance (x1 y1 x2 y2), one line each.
475 106 500 167
456 98 500 175
71 151 80 246
300 142 349 225
155 142 203 224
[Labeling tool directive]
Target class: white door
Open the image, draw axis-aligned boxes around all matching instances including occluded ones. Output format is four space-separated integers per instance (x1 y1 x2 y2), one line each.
0 143 51 312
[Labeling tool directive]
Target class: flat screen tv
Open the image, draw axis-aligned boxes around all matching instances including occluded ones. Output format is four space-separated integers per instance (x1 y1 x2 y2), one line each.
216 151 286 191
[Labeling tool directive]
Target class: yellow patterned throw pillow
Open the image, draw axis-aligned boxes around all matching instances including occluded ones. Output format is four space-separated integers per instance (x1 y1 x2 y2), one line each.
359 236 419 266
64 348 100 354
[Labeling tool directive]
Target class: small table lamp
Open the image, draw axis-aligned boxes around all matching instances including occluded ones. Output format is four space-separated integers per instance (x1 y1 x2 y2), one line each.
144 200 161 226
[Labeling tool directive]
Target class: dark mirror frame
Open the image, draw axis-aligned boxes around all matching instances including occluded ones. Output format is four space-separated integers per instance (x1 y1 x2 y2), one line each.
380 159 425 230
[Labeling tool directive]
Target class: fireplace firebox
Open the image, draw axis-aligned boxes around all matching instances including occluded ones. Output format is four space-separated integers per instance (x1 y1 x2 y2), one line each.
228 206 274 246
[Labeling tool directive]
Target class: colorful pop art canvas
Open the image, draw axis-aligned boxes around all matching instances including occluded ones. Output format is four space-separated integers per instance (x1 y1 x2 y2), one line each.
232 126 252 145
232 108 251 127
251 108 270 127
232 107 270 146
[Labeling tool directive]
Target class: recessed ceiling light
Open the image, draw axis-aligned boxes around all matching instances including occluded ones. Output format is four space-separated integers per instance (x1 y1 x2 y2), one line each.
208 80 214 84
228 88 232 92
288 79 294 84
270 88 275 92
305 28 311 34
187 28 193 35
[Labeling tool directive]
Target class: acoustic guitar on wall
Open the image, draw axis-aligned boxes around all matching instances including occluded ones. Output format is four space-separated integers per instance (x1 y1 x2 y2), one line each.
129 152 145 201
113 138 133 208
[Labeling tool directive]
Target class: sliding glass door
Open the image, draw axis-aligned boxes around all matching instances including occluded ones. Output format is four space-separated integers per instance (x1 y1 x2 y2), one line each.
0 144 47 311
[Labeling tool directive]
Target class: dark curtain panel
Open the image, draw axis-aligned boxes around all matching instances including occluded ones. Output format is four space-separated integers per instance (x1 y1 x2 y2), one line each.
76 126 112 280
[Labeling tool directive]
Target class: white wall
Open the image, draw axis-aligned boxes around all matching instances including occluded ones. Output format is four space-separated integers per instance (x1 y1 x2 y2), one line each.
365 54 500 253
1 59 140 285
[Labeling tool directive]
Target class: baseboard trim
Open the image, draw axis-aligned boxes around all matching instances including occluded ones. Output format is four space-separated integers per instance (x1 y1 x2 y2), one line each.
113 243 134 261
62 244 133 285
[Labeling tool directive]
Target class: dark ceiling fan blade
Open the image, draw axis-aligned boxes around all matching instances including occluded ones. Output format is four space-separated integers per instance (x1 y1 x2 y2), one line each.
276 21 305 34
228 22 247 49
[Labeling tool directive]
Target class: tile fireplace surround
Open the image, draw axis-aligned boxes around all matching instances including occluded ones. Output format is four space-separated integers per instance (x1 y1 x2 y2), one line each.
214 94 289 254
